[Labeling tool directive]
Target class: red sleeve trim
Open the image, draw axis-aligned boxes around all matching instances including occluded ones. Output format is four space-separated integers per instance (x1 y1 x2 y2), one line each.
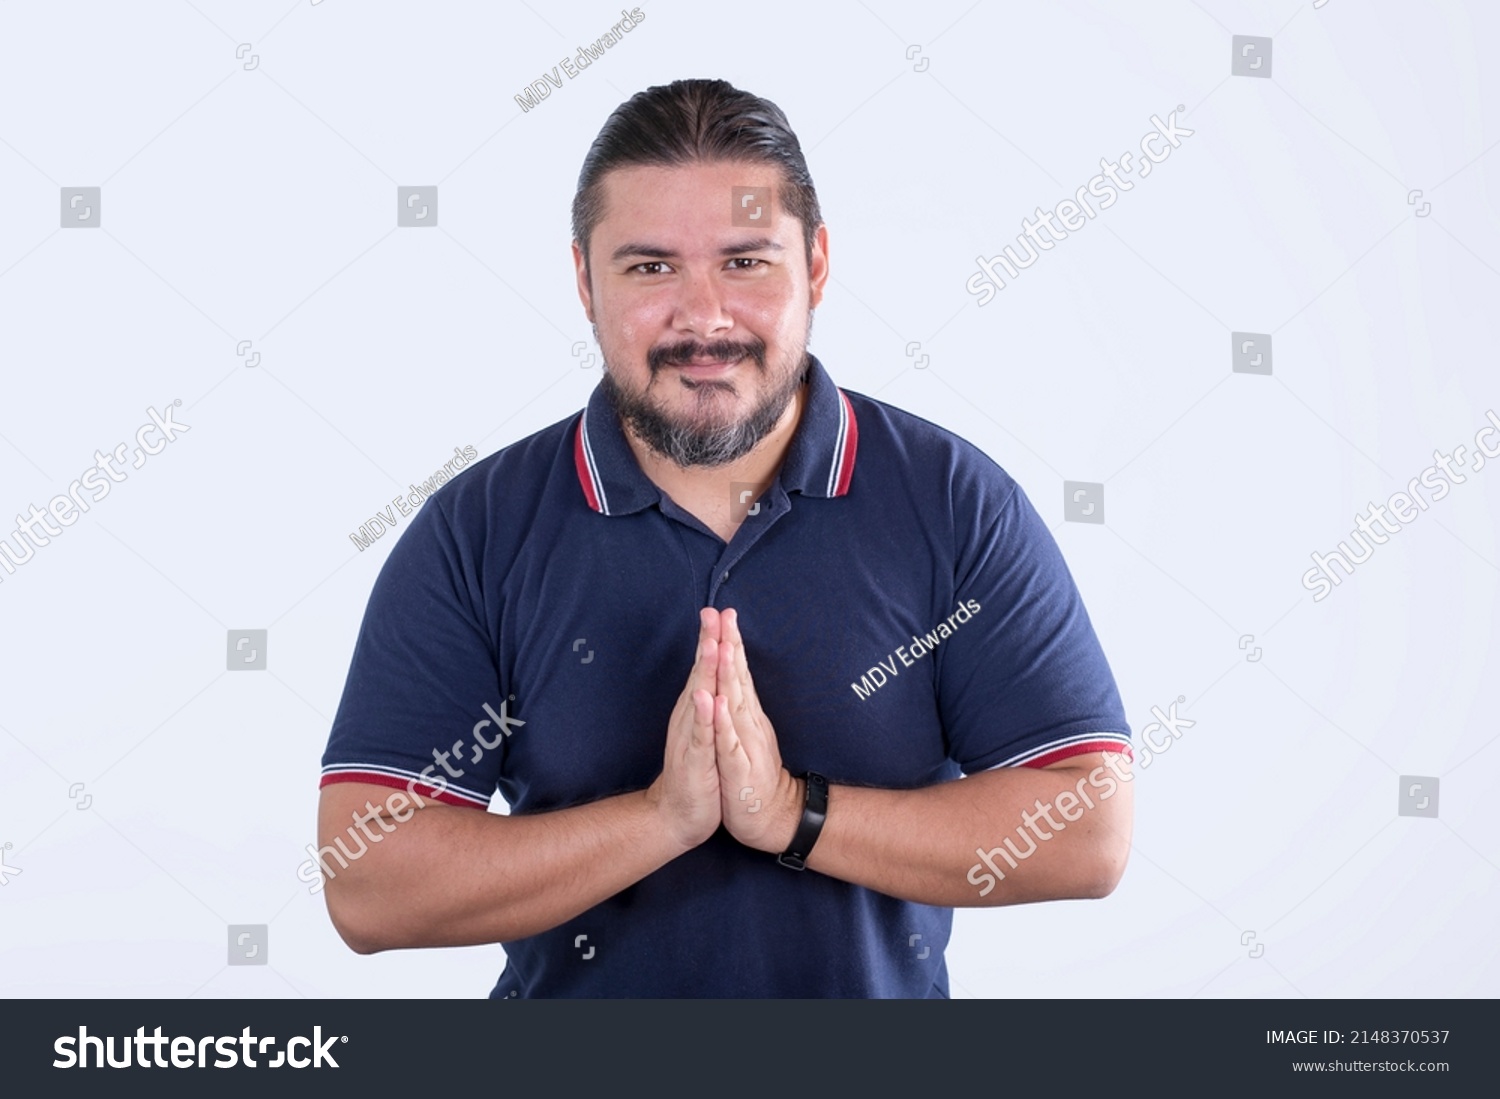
319 770 489 809
1021 740 1134 769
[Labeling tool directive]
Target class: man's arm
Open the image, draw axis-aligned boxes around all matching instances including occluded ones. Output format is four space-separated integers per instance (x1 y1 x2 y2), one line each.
712 607 1131 908
318 781 688 952
320 611 727 953
754 752 1133 908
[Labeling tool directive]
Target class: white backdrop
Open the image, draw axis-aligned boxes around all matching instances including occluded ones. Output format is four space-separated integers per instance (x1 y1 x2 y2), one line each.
1 0 1496 999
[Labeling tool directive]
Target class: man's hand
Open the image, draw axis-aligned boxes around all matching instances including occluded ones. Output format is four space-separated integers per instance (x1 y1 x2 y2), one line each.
694 608 1131 909
711 608 802 854
645 607 724 852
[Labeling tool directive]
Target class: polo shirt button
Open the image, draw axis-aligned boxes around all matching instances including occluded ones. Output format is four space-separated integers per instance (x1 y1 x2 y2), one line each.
721 570 730 584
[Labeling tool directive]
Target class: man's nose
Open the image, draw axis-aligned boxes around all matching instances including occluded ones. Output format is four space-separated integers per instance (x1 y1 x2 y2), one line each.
672 273 732 338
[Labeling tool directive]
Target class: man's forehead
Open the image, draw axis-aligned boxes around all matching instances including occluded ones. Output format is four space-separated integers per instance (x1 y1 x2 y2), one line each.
602 160 778 196
594 161 791 247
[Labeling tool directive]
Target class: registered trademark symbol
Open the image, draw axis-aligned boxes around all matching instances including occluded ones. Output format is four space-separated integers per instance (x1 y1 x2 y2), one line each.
1177 695 1185 703
1177 104 1184 113
2 842 11 850
174 399 182 406
341 1036 348 1043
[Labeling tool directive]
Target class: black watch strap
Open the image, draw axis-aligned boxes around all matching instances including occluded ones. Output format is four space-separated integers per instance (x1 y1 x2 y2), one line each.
777 772 829 870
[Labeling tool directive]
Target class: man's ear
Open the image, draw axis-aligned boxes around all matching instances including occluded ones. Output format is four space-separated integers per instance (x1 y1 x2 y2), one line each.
807 222 829 310
572 239 595 323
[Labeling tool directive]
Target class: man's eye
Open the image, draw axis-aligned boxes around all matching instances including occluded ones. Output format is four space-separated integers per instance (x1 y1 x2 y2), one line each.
729 258 765 270
631 262 670 275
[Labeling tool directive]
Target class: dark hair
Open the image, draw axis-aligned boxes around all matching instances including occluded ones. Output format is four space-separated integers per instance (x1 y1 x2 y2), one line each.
571 78 822 278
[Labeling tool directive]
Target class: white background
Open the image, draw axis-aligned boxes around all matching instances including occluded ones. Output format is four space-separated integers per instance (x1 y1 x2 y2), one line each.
1 0 1496 998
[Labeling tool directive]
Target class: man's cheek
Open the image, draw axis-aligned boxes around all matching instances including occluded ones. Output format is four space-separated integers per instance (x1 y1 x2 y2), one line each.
616 313 649 342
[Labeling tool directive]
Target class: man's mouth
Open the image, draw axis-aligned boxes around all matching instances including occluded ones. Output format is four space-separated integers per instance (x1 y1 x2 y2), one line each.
647 340 766 376
675 354 743 371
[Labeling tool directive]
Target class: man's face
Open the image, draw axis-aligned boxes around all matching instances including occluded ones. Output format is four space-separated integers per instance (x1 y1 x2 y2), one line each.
574 159 828 468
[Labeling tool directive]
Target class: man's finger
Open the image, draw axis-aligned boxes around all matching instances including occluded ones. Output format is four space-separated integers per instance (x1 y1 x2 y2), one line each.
673 631 713 721
719 616 753 720
696 607 722 699
715 636 740 719
691 688 717 749
714 694 746 761
695 633 718 692
736 635 769 725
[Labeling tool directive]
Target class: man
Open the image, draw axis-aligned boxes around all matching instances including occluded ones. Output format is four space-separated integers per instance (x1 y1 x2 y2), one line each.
317 78 1134 997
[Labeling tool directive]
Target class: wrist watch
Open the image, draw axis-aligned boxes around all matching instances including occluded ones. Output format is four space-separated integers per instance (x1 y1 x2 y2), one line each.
777 772 829 870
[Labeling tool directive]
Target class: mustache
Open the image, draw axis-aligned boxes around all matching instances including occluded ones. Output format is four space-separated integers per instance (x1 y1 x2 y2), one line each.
648 339 767 374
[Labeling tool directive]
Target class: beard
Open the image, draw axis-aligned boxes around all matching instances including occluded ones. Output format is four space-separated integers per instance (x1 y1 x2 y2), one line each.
598 318 812 469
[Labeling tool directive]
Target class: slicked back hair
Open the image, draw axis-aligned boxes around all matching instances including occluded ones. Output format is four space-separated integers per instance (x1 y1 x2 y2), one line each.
572 78 822 280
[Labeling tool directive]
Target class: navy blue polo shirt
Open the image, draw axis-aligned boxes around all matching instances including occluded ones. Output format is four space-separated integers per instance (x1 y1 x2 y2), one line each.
321 352 1131 998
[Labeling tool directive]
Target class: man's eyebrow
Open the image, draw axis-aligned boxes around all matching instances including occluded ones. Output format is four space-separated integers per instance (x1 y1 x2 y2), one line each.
720 237 784 256
611 243 673 262
610 238 786 263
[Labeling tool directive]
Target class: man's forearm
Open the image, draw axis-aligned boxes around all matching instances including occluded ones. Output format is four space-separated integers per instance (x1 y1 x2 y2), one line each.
318 782 690 951
795 753 1133 907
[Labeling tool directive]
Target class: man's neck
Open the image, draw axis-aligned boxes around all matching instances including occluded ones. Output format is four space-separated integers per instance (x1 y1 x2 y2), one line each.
624 380 809 517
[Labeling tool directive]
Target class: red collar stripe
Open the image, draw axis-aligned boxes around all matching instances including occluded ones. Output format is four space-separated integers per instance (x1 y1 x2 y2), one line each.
829 390 859 497
573 413 607 514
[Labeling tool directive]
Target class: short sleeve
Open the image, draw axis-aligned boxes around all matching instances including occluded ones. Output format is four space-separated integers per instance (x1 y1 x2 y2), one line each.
938 468 1131 773
320 494 504 809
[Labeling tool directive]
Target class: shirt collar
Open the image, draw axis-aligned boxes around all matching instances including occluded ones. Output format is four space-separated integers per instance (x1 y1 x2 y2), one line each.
572 352 858 516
